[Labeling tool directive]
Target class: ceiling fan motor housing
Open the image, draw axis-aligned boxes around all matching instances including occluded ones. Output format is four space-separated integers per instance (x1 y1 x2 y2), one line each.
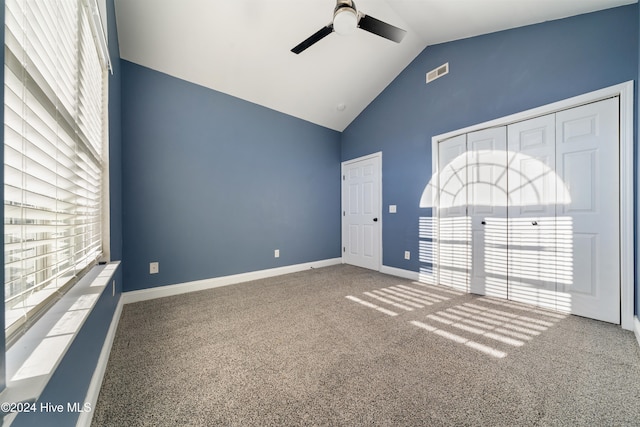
333 0 358 35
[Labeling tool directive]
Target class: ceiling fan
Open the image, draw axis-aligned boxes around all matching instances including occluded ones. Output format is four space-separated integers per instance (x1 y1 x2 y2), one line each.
291 0 407 54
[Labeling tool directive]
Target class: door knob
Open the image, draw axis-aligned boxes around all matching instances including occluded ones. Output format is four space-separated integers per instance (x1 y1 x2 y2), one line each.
532 221 538 226
373 218 378 222
481 221 486 225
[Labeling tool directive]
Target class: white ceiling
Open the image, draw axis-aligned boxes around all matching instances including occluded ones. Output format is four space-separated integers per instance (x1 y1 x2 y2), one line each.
114 0 635 131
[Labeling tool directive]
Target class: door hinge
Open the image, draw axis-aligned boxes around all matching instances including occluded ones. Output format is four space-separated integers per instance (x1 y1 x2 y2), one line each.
343 247 346 253
343 211 345 216
342 175 346 181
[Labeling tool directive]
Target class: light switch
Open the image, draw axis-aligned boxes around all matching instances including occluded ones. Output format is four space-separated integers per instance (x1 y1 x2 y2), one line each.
389 205 397 213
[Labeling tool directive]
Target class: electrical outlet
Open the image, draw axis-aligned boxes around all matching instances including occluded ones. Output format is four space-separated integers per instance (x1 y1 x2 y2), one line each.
404 251 410 260
274 249 280 258
149 262 159 274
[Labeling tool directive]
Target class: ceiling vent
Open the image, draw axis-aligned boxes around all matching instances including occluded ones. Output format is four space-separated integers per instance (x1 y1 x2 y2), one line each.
426 62 449 84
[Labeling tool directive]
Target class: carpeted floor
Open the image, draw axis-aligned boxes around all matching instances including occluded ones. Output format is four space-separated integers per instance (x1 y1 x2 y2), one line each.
92 265 640 426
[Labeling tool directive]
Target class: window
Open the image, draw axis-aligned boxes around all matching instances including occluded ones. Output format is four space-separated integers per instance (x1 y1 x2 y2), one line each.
4 0 109 343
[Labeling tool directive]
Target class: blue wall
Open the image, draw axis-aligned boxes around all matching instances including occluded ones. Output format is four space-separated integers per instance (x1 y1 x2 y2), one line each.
121 63 341 291
342 4 639 306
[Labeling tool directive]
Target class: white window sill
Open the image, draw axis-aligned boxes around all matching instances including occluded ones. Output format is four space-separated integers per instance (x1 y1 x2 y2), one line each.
0 261 120 426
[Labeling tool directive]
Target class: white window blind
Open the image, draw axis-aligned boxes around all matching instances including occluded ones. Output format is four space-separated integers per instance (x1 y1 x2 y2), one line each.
4 0 107 340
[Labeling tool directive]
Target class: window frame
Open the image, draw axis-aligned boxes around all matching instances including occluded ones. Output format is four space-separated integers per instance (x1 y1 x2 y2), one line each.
3 0 111 345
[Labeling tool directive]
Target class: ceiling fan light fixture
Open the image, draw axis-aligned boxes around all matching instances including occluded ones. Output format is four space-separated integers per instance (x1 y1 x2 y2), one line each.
291 0 406 54
333 7 357 35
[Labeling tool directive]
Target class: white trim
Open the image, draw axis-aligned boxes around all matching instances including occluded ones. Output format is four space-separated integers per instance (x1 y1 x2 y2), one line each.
77 297 123 427
100 4 111 262
431 129 441 288
618 82 634 331
341 151 383 272
122 258 342 304
380 265 420 281
634 316 640 349
341 151 383 164
100 70 111 263
431 81 634 330
0 262 120 426
432 82 633 141
84 0 112 73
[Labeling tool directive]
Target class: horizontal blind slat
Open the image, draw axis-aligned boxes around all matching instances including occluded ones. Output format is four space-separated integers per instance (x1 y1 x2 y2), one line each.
4 0 106 337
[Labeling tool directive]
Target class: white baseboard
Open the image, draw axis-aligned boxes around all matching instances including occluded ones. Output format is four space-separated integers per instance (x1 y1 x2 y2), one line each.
380 265 420 281
634 316 640 349
122 258 343 304
77 297 123 427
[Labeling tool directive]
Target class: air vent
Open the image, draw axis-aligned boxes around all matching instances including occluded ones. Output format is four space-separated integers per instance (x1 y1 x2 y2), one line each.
426 62 449 84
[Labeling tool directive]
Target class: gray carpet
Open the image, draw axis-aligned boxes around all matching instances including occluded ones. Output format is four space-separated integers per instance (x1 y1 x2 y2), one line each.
92 265 640 426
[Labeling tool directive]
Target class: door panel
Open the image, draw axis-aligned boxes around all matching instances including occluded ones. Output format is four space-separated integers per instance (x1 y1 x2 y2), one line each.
437 135 469 291
348 225 359 255
562 149 596 212
363 225 374 257
438 136 468 216
363 183 374 214
467 127 507 298
342 154 381 271
349 183 359 214
555 98 619 323
571 233 597 295
507 114 557 309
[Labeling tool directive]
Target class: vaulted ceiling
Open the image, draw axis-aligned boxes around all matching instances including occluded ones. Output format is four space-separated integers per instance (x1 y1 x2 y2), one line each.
114 0 634 131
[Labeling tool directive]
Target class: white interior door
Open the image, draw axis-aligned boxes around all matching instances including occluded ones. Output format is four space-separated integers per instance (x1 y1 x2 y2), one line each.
507 114 558 311
342 154 381 271
555 98 619 323
467 127 507 297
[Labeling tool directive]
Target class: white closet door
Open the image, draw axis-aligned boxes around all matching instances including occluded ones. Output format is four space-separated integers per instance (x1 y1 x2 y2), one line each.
437 134 470 292
435 97 620 323
505 98 620 322
555 98 619 323
467 127 507 297
507 114 558 311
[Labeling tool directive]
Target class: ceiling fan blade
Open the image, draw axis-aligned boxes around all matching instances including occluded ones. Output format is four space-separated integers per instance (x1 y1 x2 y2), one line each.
358 14 406 43
291 24 334 54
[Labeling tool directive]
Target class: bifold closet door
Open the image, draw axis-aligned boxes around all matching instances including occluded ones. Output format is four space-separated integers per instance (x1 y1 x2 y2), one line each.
506 98 619 323
466 127 507 298
554 98 619 324
436 97 619 323
436 134 469 292
436 128 507 296
507 114 558 311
